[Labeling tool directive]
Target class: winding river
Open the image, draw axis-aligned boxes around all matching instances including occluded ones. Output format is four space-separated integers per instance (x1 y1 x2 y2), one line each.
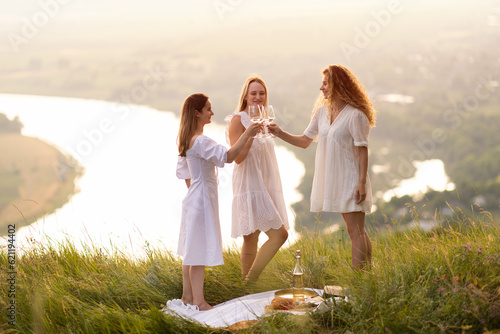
0 94 305 259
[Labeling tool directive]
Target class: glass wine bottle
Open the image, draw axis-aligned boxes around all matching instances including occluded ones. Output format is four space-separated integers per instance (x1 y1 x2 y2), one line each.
293 250 304 301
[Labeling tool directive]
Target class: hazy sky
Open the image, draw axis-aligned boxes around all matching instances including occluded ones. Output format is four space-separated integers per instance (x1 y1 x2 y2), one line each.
2 0 360 19
1 0 497 70
2 0 470 33
2 1 495 35
3 0 494 51
0 1 344 46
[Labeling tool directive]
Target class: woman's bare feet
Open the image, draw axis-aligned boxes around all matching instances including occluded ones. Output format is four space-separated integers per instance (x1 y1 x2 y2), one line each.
197 301 213 311
181 297 192 306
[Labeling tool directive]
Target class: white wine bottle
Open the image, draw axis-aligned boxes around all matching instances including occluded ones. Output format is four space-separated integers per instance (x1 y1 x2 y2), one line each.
293 250 304 301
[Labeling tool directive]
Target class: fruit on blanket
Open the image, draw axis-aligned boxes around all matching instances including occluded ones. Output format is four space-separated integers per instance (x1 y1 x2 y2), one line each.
270 297 296 310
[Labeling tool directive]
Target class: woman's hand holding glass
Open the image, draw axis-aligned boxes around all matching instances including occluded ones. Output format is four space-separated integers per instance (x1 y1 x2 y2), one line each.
249 105 279 138
261 105 276 137
267 118 282 138
245 121 263 138
249 105 264 137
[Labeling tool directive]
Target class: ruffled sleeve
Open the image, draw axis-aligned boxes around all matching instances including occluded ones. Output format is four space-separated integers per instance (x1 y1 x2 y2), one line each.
237 111 252 129
194 136 228 167
303 106 321 141
224 114 233 145
349 109 370 147
176 156 190 179
224 111 249 144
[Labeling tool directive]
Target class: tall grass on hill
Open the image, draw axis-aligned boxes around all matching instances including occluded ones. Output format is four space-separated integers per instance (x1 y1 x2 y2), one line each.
1 205 499 333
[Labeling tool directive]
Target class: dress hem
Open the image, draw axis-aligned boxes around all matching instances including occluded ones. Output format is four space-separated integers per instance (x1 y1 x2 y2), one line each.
181 260 224 267
310 208 371 214
231 223 289 239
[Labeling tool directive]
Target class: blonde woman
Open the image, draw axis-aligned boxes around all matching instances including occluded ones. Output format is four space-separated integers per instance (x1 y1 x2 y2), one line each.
226 76 289 282
268 65 376 270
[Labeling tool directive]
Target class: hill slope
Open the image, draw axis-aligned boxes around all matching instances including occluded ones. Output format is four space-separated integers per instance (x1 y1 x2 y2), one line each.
0 134 82 233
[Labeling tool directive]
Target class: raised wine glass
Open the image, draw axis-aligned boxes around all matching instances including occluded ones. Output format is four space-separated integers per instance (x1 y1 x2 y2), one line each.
266 105 276 122
264 105 276 137
248 105 262 137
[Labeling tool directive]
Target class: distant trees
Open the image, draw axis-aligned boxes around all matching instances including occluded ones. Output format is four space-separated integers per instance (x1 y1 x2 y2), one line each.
0 113 23 133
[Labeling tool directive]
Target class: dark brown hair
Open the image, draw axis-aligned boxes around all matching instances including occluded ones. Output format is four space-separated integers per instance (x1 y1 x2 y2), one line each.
177 93 209 156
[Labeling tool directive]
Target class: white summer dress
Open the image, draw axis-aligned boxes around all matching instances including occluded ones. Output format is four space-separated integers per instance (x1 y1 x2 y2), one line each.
225 111 289 237
304 104 372 213
176 135 228 266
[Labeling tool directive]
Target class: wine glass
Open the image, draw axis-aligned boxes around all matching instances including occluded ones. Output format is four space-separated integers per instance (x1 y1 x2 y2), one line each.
249 105 261 123
248 105 262 137
266 105 276 123
264 105 276 137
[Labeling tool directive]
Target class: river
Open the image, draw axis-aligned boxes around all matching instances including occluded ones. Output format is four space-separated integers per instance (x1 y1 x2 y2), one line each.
0 94 305 259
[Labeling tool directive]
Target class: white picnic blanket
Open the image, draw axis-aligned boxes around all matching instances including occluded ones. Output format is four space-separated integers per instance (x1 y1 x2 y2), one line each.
163 288 325 328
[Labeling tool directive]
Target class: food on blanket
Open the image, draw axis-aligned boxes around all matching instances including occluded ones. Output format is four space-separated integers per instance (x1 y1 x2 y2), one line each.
265 297 318 313
229 320 259 330
270 297 296 310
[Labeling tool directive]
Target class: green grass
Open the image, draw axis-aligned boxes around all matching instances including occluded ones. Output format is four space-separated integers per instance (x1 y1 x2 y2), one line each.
1 206 499 333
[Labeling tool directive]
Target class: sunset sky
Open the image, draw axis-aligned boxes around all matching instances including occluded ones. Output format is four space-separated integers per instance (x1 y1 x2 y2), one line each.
2 0 494 62
2 0 487 41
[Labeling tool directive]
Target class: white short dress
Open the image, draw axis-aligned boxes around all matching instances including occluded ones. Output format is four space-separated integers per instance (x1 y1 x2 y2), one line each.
225 111 289 237
176 135 228 266
304 104 372 213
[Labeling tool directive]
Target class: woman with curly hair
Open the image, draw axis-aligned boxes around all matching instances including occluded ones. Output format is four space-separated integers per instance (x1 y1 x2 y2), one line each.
268 64 376 270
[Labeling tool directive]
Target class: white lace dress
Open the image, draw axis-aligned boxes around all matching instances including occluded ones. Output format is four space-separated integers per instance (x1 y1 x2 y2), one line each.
304 104 372 213
176 135 228 266
225 111 289 237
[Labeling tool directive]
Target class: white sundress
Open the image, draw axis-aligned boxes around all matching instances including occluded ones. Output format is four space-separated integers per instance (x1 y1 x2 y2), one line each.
175 135 228 266
225 111 289 237
303 104 372 213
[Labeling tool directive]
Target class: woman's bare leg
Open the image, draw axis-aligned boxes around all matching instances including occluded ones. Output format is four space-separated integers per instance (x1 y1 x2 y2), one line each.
190 265 213 311
244 225 288 281
342 212 372 270
181 265 193 305
241 230 260 278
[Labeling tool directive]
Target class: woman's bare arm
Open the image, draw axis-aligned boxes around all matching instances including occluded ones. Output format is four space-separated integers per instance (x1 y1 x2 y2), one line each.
228 115 254 164
268 123 313 149
355 146 368 204
227 122 261 163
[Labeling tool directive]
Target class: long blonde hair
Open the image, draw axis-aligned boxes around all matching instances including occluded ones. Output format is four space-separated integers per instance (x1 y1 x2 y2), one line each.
314 64 376 127
177 93 209 157
237 76 269 111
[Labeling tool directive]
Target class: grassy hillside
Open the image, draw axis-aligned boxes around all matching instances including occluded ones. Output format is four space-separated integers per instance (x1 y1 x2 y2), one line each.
1 206 499 333
0 134 82 233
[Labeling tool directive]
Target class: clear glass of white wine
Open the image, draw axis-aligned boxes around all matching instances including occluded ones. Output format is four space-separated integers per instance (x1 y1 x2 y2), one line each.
249 105 263 137
264 105 276 137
